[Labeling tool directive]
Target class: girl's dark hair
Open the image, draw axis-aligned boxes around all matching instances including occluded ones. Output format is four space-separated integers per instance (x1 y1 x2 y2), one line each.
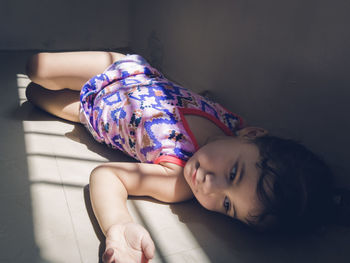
247 135 334 233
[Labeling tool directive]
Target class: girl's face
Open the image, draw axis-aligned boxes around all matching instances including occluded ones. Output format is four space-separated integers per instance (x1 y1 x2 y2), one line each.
184 136 264 223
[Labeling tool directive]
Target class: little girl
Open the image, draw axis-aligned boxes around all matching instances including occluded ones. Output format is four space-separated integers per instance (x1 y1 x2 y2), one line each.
25 51 333 263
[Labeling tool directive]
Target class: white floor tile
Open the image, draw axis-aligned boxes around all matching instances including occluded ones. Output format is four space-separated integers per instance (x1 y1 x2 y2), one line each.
30 184 81 263
61 187 100 263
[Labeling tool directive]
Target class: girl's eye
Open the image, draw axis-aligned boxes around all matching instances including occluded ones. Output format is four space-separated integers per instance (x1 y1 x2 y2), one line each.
229 166 237 181
223 196 230 213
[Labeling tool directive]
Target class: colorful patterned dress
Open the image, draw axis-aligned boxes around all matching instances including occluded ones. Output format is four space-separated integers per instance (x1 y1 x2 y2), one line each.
79 55 244 167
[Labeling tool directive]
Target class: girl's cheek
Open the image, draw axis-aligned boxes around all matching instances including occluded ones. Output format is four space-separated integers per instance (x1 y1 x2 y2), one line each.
196 194 217 211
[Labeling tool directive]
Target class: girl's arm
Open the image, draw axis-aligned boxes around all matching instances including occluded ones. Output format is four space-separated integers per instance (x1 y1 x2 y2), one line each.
89 161 193 263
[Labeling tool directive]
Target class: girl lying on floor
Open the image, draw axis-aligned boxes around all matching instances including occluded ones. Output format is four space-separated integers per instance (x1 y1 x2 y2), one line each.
25 51 333 263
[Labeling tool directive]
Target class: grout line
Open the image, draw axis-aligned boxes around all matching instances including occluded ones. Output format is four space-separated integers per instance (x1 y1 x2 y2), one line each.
54 152 84 263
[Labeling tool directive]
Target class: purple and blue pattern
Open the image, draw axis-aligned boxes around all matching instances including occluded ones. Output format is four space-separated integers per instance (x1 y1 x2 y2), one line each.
79 55 243 165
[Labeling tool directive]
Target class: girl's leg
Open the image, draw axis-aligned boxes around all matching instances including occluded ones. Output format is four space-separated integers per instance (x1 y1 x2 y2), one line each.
25 51 125 122
26 51 126 91
26 82 81 123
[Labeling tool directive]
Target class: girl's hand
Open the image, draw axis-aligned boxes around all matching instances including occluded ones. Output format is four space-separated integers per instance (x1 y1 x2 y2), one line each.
102 223 155 263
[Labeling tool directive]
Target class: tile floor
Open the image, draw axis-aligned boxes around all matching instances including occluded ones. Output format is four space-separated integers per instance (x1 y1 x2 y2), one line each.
0 51 350 263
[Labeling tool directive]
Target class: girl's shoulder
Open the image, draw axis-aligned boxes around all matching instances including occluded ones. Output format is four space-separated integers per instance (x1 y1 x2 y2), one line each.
183 114 226 148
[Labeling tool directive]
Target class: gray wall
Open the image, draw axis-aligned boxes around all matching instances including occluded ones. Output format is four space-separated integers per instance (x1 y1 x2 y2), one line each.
130 0 350 186
2 0 349 185
0 0 130 50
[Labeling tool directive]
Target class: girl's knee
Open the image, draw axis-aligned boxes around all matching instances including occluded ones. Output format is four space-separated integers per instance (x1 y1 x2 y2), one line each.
26 53 51 82
26 54 40 80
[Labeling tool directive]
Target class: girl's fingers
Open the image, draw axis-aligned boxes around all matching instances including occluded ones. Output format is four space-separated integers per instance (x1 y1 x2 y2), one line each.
141 234 155 260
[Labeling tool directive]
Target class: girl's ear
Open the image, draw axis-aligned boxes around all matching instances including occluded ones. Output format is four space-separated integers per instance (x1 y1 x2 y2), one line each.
236 127 268 140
